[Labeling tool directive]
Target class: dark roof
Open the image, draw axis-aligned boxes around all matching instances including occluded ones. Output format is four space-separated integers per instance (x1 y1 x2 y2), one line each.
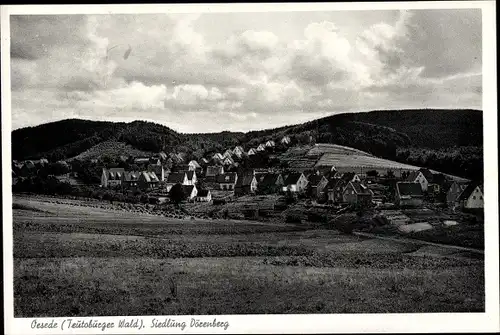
283 172 303 185
256 173 280 188
147 164 163 175
326 178 346 190
236 173 255 187
419 168 434 182
216 172 237 183
307 174 324 187
348 182 372 195
185 171 195 180
406 171 420 182
341 172 356 182
197 189 210 197
181 185 195 195
167 172 186 183
458 182 481 201
397 182 424 197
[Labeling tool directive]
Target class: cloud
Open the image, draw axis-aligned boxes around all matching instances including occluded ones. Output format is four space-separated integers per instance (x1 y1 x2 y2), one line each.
10 10 482 132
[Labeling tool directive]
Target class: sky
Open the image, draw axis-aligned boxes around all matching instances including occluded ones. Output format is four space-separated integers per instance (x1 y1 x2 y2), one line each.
10 8 482 133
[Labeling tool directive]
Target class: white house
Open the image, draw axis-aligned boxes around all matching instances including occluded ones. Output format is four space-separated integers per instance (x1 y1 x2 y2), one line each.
265 140 275 147
188 160 201 171
233 146 245 157
212 153 224 160
282 172 308 193
247 148 257 156
256 144 266 152
406 170 429 192
457 183 484 209
101 168 125 188
182 184 198 200
281 136 291 145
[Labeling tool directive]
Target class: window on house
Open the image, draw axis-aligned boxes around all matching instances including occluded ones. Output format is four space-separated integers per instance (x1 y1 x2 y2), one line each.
473 196 476 200
480 196 483 200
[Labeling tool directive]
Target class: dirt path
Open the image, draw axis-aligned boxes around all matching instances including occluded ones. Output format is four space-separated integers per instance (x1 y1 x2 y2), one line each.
352 231 484 255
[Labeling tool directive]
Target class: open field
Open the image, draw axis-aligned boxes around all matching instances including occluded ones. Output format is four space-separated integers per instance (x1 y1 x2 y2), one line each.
12 195 484 316
307 143 373 157
315 153 420 171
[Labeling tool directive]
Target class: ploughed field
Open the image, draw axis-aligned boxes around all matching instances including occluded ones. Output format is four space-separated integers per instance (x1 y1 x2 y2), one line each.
13 195 484 316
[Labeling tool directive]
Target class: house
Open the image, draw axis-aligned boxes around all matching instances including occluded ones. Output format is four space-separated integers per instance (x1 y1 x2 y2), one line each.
247 148 257 156
234 173 258 196
265 140 275 148
223 149 233 158
147 164 166 181
138 171 160 190
195 189 212 202
395 182 424 207
281 136 291 145
326 179 348 204
233 146 245 157
406 170 429 192
212 153 224 160
222 156 235 166
216 173 238 191
206 165 224 178
340 172 361 183
184 170 197 185
256 144 266 152
446 181 469 204
282 172 308 193
342 181 374 206
166 172 189 191
200 157 210 165
188 160 201 172
181 184 198 200
101 168 125 188
255 173 284 194
121 171 140 189
457 183 483 209
307 174 329 199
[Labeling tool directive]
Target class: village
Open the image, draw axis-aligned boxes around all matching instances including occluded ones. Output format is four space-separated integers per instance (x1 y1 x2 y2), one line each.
12 134 484 237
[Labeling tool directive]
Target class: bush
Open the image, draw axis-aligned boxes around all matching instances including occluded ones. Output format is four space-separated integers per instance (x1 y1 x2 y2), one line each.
329 214 358 234
140 194 149 204
285 213 303 223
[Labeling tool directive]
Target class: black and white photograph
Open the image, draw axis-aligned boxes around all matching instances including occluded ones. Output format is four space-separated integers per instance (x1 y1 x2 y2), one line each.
2 2 499 334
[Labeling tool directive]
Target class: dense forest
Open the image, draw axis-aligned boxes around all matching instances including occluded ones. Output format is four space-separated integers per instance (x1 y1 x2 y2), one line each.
11 109 483 180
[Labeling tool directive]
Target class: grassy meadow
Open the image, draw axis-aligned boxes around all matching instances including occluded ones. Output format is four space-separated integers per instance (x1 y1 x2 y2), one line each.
12 195 485 316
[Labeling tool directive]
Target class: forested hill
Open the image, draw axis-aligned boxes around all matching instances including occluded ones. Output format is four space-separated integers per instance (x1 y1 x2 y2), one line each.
12 109 483 179
11 119 183 161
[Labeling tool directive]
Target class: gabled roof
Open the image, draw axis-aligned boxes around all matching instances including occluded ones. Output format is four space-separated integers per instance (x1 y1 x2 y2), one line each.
235 173 255 187
458 182 482 201
348 181 372 195
158 152 168 160
397 182 424 197
256 173 281 188
216 172 237 184
406 171 420 182
122 171 140 181
419 168 434 183
339 172 356 182
167 172 186 183
188 160 201 168
181 184 195 195
142 171 159 183
326 178 346 190
197 189 210 197
307 174 325 187
283 172 304 185
105 167 125 180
